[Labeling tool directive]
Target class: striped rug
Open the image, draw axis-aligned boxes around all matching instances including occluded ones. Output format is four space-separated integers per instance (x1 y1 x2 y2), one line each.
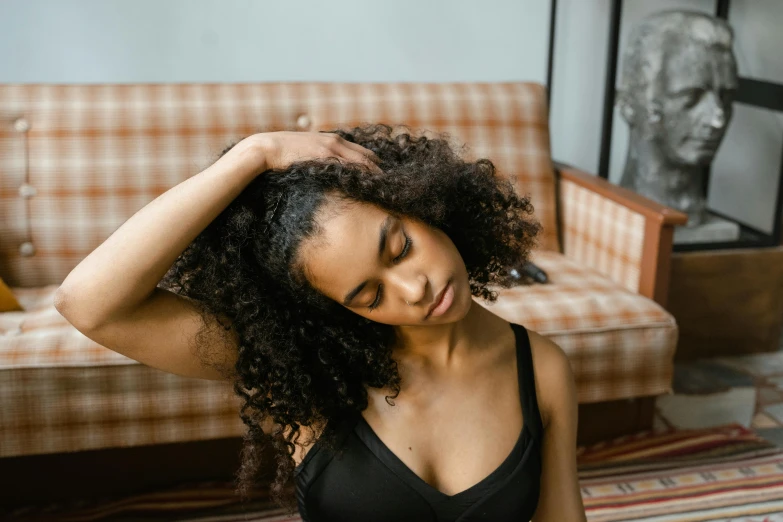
5 423 783 521
577 423 783 521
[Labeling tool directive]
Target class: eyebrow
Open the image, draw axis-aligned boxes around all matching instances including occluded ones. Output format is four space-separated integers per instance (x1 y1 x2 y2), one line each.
342 214 394 306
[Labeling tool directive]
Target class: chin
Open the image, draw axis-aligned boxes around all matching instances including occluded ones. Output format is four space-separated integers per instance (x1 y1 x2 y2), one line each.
665 147 719 167
681 152 718 166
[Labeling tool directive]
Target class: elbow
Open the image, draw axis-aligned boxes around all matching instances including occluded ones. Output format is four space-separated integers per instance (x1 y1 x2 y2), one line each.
53 286 70 314
53 286 100 331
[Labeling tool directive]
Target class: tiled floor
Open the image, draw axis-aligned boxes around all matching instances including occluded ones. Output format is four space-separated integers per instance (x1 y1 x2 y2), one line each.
654 349 783 447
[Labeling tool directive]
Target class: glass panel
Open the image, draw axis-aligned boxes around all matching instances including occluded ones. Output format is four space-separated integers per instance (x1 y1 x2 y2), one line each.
729 0 783 85
708 103 783 235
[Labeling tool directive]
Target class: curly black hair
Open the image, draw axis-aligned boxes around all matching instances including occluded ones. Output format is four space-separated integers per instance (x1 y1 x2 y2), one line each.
157 122 542 515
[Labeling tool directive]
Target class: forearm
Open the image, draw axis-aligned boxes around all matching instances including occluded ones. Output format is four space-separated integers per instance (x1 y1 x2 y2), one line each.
54 137 267 329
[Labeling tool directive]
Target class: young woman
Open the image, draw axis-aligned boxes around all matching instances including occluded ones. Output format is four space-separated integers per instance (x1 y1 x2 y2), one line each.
55 124 587 521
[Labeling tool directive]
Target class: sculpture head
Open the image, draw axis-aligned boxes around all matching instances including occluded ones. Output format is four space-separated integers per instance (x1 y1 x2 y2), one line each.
617 10 738 166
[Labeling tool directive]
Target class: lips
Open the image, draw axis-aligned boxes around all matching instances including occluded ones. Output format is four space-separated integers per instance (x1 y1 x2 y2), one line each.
426 281 450 318
691 136 722 145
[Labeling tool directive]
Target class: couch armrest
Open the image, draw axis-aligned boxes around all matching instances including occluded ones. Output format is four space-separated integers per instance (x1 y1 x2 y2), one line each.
554 162 688 307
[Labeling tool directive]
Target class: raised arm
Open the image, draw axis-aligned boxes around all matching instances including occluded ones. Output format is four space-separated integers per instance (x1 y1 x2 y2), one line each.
54 132 382 380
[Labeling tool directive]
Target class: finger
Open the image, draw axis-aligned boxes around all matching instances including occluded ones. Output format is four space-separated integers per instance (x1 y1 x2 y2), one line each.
342 150 383 174
339 140 382 165
347 153 383 174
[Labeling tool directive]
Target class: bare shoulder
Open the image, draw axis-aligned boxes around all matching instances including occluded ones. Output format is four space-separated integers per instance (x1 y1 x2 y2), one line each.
526 329 575 431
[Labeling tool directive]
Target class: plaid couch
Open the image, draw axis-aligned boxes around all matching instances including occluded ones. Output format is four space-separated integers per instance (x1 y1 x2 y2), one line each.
0 82 687 459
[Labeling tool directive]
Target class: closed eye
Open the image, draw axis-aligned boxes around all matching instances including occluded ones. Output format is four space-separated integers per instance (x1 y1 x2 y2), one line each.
368 234 413 311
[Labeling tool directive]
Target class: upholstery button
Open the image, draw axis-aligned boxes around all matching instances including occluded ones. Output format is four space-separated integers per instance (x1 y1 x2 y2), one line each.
296 114 311 130
19 241 36 257
18 183 36 198
14 118 30 133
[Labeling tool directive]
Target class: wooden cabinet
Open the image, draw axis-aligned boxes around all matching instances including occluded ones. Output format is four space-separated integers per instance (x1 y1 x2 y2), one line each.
667 246 783 361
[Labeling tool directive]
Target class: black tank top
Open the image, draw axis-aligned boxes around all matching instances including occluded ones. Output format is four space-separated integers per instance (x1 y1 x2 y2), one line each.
294 322 543 522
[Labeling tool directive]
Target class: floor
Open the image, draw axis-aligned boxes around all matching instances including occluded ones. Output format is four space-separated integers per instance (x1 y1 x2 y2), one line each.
653 343 783 448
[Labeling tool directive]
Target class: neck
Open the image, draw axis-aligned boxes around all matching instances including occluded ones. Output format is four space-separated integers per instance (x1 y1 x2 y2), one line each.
391 298 501 371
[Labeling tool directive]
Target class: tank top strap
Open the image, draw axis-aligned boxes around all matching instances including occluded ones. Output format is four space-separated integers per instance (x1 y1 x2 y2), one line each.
295 409 360 476
510 322 544 440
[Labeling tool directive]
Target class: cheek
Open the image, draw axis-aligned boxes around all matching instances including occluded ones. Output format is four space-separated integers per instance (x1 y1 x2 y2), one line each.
662 115 696 143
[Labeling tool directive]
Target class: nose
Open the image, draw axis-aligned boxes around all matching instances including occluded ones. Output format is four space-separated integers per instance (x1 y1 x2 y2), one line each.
705 91 727 129
710 107 726 129
387 270 428 306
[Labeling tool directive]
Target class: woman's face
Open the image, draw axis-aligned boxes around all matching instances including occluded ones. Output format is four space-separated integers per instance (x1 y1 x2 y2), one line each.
299 198 472 326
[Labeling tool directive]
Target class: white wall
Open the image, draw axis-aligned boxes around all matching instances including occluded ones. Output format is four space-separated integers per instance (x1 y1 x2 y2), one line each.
0 0 551 84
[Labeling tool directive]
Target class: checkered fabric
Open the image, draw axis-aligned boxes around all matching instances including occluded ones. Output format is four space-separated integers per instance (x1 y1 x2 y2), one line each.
477 250 677 405
559 178 647 294
0 82 678 458
0 284 247 458
0 82 559 288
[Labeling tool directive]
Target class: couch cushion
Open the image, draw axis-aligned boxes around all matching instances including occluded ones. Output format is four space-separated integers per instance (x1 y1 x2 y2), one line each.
0 284 244 458
475 250 677 404
0 82 559 288
0 253 677 457
1 285 143 368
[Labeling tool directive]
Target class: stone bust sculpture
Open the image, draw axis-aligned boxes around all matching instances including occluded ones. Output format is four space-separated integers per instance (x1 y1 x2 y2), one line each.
616 10 738 227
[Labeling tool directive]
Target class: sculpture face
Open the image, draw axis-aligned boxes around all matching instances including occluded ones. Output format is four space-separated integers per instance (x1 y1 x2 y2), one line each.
656 43 738 166
617 11 739 227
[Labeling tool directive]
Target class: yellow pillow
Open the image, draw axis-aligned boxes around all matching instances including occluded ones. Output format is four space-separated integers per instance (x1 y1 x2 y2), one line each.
0 277 24 312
